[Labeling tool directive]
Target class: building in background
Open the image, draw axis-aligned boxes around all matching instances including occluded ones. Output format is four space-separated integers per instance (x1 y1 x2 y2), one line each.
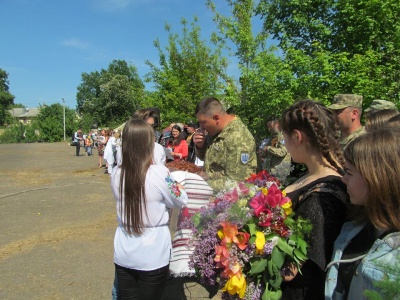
8 107 39 124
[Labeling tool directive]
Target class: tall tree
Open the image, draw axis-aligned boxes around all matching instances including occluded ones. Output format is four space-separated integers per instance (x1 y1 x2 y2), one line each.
145 17 235 124
76 60 145 126
0 68 15 126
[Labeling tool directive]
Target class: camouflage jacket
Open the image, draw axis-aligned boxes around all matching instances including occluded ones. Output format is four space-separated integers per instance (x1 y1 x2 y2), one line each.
195 116 257 192
339 126 366 150
261 132 290 174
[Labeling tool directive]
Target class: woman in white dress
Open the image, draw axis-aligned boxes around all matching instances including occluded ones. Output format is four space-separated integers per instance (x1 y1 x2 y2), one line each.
111 119 188 299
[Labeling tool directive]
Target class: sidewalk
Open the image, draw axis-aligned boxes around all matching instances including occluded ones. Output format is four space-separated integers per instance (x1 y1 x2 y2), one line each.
0 142 220 299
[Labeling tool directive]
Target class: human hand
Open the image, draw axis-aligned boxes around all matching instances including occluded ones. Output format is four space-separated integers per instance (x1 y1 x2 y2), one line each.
193 128 206 149
176 183 185 190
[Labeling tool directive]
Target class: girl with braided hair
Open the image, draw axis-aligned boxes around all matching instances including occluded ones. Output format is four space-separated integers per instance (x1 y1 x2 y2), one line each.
279 99 350 299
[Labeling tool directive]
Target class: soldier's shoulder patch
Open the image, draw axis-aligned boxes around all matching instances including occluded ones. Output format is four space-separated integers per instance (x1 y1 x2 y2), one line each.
241 152 250 164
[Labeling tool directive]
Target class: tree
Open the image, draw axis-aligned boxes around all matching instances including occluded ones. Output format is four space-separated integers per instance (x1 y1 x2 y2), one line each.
145 17 235 125
0 68 15 126
35 103 76 142
206 0 295 141
76 60 145 126
257 0 400 106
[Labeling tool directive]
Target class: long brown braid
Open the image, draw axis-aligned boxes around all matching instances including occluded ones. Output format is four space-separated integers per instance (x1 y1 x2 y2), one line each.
280 99 345 173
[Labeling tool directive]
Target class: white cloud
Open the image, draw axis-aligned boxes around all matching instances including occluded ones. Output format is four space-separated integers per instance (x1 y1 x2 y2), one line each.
61 38 90 50
95 0 154 12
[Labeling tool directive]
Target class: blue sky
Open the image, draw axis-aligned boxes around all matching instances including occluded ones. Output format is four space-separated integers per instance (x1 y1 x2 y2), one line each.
0 0 236 109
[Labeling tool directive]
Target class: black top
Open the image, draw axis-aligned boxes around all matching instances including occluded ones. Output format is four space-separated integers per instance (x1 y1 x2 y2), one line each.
281 175 350 300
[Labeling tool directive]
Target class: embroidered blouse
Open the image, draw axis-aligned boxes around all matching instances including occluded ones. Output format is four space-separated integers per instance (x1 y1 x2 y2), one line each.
111 164 188 270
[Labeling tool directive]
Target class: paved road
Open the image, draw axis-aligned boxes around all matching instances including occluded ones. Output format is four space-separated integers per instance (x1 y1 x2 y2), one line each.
0 142 220 300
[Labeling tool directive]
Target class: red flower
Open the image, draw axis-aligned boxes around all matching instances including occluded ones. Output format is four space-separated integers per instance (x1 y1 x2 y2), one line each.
258 209 273 227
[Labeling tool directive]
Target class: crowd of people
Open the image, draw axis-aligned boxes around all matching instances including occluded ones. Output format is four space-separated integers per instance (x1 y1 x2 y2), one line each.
74 95 399 299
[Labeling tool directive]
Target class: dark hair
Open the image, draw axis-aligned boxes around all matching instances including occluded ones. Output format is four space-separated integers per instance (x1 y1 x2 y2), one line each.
366 109 400 131
132 108 158 121
170 124 185 147
120 119 155 235
385 114 400 128
266 115 279 123
344 128 400 231
280 99 344 173
195 97 225 116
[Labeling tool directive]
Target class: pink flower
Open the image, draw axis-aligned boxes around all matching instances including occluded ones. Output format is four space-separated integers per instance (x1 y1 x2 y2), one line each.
223 187 239 202
214 244 230 269
265 185 290 208
249 191 266 217
237 182 250 196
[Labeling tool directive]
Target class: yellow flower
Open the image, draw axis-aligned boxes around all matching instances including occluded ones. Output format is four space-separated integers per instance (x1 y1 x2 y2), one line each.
218 230 224 239
282 190 286 197
261 187 268 195
222 274 247 298
255 231 266 254
282 200 292 215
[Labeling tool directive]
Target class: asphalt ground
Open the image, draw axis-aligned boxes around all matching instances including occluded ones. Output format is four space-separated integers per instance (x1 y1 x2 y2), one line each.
0 142 220 300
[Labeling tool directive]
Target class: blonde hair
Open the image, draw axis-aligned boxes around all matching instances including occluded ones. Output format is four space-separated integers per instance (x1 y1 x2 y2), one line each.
344 128 400 231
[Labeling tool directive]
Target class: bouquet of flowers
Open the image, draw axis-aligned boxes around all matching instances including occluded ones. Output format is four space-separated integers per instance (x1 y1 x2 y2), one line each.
187 170 312 299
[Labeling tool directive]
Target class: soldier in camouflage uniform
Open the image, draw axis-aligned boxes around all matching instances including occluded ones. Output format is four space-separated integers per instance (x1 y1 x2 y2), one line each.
259 116 291 175
328 94 365 150
193 97 257 192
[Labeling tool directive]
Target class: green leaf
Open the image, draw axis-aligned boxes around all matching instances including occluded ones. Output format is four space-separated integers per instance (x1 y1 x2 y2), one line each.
247 223 257 236
270 275 283 290
191 213 201 228
267 260 274 277
250 258 268 274
262 289 282 300
294 248 308 261
271 247 285 269
277 237 294 257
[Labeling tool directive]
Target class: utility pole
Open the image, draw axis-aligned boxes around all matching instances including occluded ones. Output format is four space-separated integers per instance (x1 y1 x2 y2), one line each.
62 98 66 141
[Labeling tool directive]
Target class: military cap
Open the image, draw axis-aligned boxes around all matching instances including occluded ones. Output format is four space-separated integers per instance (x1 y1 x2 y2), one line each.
328 94 363 110
186 121 198 129
364 99 398 112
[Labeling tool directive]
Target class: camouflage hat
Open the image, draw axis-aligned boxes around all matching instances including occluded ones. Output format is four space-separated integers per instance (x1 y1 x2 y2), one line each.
364 99 398 112
328 94 363 110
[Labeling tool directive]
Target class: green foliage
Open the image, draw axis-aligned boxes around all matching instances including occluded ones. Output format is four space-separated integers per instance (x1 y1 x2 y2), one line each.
206 0 296 143
204 0 400 141
35 103 77 142
76 60 145 126
257 0 400 108
145 17 235 126
0 68 16 126
0 123 31 143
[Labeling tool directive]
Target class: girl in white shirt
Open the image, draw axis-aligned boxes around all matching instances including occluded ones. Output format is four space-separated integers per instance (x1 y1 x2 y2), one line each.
111 119 188 299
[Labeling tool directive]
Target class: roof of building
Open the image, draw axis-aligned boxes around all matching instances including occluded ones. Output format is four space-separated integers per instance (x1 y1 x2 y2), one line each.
9 108 40 118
